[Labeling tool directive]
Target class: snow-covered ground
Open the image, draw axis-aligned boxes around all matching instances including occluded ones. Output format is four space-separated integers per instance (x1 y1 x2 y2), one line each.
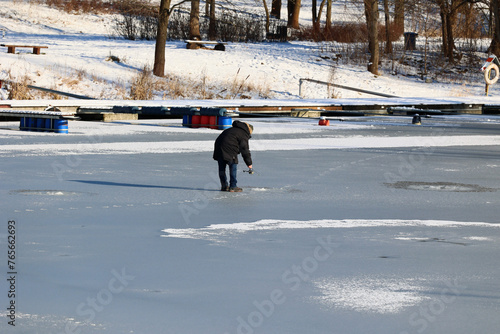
1 0 499 101
1 1 500 334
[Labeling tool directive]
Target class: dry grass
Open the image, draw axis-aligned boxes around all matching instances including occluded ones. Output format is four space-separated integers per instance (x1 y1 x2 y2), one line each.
129 65 154 100
43 0 116 14
220 69 272 99
227 69 250 98
3 65 132 100
149 70 272 100
327 66 341 98
61 77 81 89
449 83 475 97
154 76 188 99
3 62 274 101
6 71 33 100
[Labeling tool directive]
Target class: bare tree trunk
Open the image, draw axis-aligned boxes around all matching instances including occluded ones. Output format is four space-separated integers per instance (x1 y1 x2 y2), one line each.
489 0 500 55
189 0 201 40
384 0 392 54
263 0 271 34
464 2 472 40
287 0 301 29
153 0 171 77
394 0 404 36
364 0 379 74
154 0 190 76
439 2 449 56
445 10 456 60
271 0 281 18
208 0 216 40
312 0 319 37
311 0 327 39
325 0 332 35
489 0 494 37
438 0 462 62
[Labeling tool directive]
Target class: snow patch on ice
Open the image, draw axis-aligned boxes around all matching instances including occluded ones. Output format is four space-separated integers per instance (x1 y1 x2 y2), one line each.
2 134 500 157
162 219 500 244
311 276 429 314
0 312 107 332
464 236 491 241
250 187 269 191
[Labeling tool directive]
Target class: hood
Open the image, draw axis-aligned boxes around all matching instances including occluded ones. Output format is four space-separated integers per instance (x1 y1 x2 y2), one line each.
232 120 253 135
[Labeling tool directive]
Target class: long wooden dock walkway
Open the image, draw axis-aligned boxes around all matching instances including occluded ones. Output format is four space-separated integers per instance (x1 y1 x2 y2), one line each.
1 97 500 121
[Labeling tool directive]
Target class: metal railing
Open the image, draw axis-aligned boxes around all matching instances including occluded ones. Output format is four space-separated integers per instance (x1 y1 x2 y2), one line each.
299 78 399 98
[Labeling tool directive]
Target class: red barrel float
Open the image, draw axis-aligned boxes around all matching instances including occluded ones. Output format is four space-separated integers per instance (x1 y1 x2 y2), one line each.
209 116 218 129
191 115 201 128
200 115 210 128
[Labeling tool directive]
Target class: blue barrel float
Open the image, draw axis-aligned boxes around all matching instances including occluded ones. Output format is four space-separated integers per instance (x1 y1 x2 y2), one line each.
28 117 36 131
218 116 232 130
18 115 69 133
182 115 191 127
53 119 68 134
36 118 44 131
45 118 52 131
20 117 26 131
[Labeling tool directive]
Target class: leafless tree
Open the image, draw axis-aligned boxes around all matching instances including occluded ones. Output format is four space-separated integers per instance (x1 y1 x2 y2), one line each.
394 0 405 35
153 0 190 77
434 0 481 62
189 0 201 40
287 0 301 28
325 0 332 34
364 0 379 74
263 0 271 33
207 0 216 40
312 0 328 37
272 0 281 18
383 0 392 53
436 0 457 60
489 0 500 55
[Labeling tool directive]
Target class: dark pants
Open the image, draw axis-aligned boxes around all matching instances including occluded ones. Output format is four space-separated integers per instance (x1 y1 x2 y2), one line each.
218 160 238 188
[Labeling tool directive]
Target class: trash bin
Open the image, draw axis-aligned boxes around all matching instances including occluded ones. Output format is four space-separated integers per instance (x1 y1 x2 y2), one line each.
404 32 417 51
277 26 287 42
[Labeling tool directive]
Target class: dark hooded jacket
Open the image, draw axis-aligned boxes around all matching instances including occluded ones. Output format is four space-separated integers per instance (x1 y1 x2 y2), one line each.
213 120 253 166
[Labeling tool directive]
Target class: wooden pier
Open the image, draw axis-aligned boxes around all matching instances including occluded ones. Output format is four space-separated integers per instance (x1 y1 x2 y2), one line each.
0 97 499 122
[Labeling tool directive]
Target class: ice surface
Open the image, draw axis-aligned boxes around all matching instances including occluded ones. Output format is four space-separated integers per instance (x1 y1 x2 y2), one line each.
1 115 500 334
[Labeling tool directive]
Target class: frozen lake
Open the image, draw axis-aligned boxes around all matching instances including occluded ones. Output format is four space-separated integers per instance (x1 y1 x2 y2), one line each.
1 115 499 334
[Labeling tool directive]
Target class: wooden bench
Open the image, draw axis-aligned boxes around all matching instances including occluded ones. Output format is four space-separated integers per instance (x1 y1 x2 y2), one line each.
1 44 48 55
185 40 226 51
